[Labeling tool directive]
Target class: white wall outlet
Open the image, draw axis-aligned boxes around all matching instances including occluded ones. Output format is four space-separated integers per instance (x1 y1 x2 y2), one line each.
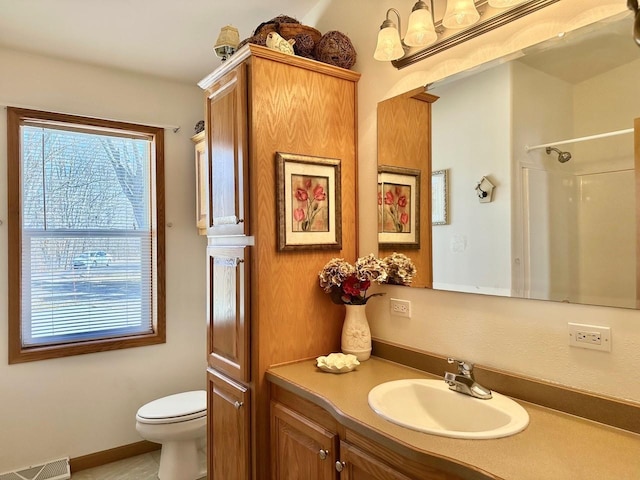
390 298 411 318
568 323 611 352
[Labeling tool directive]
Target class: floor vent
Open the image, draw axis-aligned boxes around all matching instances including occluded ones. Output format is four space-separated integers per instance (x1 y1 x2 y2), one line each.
0 458 70 480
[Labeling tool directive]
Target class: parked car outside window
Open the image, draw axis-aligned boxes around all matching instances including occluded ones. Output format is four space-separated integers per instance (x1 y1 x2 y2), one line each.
72 251 113 268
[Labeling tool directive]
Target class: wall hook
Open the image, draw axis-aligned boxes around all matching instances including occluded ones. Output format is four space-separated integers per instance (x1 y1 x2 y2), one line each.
475 176 495 203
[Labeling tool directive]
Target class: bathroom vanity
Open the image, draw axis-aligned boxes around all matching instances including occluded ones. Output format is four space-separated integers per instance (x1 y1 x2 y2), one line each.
267 357 640 480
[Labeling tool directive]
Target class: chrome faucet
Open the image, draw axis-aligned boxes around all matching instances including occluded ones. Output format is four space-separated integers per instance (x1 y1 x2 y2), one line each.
444 358 492 400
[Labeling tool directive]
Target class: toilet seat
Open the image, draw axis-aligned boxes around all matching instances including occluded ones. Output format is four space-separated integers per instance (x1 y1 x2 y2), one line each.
136 390 206 425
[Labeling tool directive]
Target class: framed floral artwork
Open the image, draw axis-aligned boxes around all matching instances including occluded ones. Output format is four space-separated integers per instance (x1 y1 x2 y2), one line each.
378 165 420 248
276 152 342 251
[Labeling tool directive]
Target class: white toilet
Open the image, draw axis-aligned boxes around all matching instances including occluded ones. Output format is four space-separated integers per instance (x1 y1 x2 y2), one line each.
136 390 207 480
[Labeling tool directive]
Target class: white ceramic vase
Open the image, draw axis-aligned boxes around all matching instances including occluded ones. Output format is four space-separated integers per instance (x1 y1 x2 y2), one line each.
341 304 371 361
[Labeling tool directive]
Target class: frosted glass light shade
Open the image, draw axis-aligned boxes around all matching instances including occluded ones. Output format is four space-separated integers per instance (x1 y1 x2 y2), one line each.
405 7 437 47
488 0 525 7
442 0 481 29
374 26 404 61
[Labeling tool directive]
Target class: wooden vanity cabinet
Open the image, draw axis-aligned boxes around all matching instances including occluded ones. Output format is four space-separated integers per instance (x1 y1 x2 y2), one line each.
208 368 250 479
270 387 465 480
204 62 249 237
338 442 413 480
271 402 338 480
199 45 360 480
206 245 250 381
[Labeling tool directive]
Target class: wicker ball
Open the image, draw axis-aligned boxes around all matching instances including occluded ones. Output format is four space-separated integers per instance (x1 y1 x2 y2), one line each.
293 33 315 58
314 31 356 70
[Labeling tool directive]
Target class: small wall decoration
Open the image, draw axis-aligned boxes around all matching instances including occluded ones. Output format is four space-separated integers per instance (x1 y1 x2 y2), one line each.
277 152 342 251
432 170 449 225
378 165 420 248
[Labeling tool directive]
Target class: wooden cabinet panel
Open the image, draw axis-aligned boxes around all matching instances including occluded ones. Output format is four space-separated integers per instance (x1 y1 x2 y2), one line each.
339 442 415 480
206 64 249 236
192 131 207 235
207 246 250 381
271 402 338 480
208 368 250 480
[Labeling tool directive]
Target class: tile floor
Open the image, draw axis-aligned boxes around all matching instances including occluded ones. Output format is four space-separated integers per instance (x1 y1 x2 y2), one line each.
71 451 206 480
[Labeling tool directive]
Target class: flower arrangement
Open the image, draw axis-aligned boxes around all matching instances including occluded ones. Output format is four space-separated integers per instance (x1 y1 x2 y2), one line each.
382 252 417 286
318 253 416 305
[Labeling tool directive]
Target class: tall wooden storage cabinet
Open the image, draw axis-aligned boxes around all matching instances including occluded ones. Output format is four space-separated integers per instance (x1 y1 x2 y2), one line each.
198 45 360 480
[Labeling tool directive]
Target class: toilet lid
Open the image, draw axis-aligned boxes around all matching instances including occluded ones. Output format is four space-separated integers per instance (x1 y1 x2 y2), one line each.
136 390 206 424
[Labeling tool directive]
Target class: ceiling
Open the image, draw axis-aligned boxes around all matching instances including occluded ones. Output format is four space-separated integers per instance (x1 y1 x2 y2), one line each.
518 13 638 84
0 0 321 85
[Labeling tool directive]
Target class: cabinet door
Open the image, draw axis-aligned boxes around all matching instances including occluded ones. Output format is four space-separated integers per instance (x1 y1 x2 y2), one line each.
271 402 338 480
206 63 249 236
208 369 250 480
207 246 250 381
338 441 415 480
192 131 207 235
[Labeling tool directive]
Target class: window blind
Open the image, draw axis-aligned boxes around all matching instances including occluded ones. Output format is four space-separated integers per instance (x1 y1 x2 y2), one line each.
20 123 156 347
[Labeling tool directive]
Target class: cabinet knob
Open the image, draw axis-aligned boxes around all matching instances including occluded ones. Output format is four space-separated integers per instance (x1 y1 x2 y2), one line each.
235 258 244 266
236 218 244 224
335 461 345 472
234 401 244 410
318 449 328 460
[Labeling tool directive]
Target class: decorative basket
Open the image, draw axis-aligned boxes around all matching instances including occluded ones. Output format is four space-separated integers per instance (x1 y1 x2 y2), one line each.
253 15 300 37
278 24 322 45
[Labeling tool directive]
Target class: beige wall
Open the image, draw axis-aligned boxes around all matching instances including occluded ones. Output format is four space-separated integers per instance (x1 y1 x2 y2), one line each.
307 0 640 403
0 48 206 471
430 64 512 295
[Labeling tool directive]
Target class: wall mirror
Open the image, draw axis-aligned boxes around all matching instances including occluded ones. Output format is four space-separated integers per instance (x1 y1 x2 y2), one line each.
378 11 640 309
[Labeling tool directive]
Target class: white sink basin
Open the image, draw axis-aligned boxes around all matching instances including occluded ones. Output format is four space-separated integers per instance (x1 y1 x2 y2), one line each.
368 379 529 439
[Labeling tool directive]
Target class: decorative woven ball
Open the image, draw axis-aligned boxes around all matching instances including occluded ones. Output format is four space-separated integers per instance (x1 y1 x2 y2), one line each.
293 33 315 58
314 31 356 70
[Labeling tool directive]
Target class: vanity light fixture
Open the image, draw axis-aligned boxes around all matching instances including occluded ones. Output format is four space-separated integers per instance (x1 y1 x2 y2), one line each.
374 1 437 61
378 0 560 67
213 25 240 61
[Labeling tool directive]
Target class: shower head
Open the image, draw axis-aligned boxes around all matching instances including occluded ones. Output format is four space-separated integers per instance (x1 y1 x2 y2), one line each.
545 146 572 163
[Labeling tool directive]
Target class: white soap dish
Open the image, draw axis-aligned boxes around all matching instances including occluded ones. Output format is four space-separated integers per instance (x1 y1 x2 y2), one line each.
316 353 360 374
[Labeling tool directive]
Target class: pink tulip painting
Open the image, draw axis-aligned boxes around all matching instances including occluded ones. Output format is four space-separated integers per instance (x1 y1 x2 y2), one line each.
291 174 329 232
381 183 411 233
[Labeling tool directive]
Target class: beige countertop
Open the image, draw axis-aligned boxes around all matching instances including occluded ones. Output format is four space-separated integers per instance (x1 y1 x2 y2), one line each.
267 357 640 480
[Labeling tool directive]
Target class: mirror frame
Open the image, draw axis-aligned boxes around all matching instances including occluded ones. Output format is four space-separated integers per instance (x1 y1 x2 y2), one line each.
392 0 560 69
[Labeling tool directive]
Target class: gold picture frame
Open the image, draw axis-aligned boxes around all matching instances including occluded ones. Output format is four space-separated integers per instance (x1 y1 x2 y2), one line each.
378 165 420 248
276 152 342 251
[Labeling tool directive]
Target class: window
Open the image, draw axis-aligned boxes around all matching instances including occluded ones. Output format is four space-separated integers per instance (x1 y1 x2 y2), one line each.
7 108 165 363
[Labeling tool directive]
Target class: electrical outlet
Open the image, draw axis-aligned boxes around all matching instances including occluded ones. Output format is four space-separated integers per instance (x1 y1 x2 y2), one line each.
390 298 411 318
568 323 611 351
